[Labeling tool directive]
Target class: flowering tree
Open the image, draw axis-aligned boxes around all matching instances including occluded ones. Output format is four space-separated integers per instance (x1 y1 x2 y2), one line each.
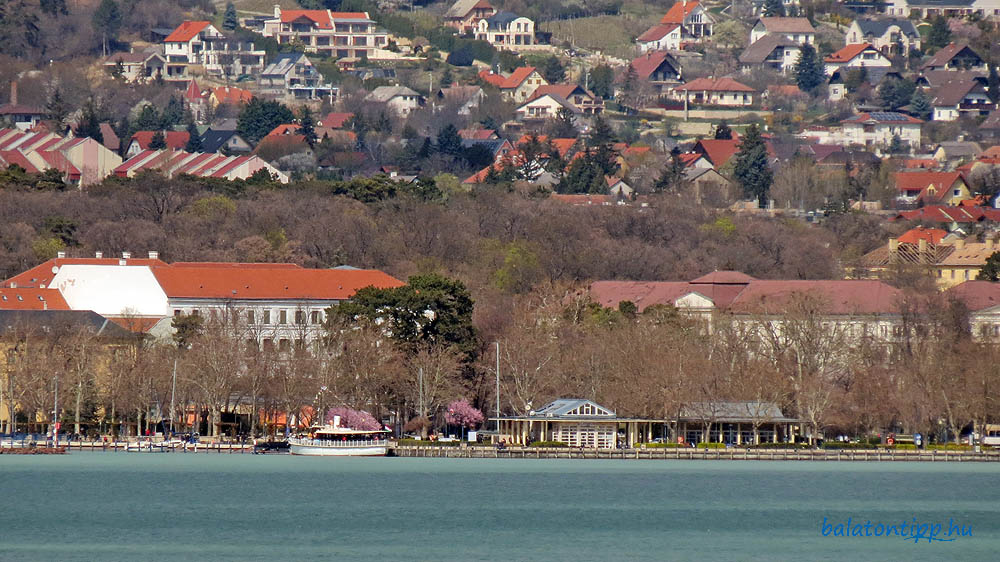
326 407 381 431
445 399 484 429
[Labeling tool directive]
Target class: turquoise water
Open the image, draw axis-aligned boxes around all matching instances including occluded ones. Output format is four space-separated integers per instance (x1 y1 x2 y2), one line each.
0 453 997 561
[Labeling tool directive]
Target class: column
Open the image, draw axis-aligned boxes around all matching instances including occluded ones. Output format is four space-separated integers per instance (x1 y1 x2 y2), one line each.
736 423 742 445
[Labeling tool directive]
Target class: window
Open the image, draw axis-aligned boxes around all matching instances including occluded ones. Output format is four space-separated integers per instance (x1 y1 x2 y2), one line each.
311 311 321 324
247 310 255 324
174 309 182 316
295 310 305 324
279 310 287 324
279 339 291 352
263 310 271 324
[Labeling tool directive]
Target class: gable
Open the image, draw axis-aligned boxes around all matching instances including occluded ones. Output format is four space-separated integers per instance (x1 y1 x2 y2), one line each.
675 292 715 309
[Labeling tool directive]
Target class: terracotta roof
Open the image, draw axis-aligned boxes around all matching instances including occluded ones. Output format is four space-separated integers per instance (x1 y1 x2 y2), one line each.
0 150 40 173
637 23 680 42
478 70 507 88
130 131 190 151
898 227 947 245
939 241 1000 266
211 86 253 105
0 288 69 310
107 316 162 333
320 112 354 128
164 21 212 43
459 128 498 140
892 205 1000 224
757 17 815 33
661 1 700 23
184 80 204 101
674 77 754 93
480 67 540 90
2 257 168 289
824 43 875 63
691 271 756 284
150 265 403 300
947 280 1000 311
895 171 963 193
727 280 901 315
629 51 679 81
280 9 333 28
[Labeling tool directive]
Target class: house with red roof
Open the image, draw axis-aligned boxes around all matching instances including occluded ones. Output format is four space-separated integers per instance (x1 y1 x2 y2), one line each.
114 149 288 183
636 1 714 51
691 138 775 169
477 66 547 103
445 0 497 34
670 77 755 106
261 6 387 59
0 128 122 186
898 226 948 245
163 21 265 80
823 43 890 76
517 84 603 119
838 112 923 149
126 131 191 157
627 51 683 95
320 112 354 129
895 170 969 206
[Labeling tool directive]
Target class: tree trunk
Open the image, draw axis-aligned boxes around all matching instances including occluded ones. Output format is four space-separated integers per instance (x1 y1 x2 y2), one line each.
74 381 83 435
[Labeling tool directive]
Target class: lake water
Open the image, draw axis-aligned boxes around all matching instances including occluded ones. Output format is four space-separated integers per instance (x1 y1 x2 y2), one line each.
0 453 997 561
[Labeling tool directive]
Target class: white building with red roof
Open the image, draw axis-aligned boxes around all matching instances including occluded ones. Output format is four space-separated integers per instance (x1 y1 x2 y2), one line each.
114 149 288 183
0 128 122 186
478 66 547 103
163 21 266 80
823 43 890 76
3 255 404 344
261 6 387 59
636 0 714 51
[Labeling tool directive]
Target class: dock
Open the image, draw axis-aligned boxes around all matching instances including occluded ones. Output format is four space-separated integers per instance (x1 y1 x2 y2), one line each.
390 445 1000 462
2 441 254 454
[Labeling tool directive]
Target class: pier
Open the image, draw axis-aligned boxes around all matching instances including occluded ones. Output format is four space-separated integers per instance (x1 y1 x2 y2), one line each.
1 440 253 454
390 445 1000 462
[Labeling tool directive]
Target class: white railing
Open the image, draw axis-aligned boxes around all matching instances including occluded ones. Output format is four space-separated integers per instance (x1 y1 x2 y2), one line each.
291 438 386 448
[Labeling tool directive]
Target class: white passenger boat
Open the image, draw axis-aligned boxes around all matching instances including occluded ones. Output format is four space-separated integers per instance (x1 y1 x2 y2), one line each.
288 416 389 456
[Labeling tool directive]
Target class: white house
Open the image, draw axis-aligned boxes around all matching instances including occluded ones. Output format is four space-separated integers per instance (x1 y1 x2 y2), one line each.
739 35 802 74
930 79 995 121
670 77 755 106
474 12 535 49
845 18 921 56
365 86 424 116
749 17 815 45
636 23 683 52
839 112 923 148
823 43 891 77
261 7 388 59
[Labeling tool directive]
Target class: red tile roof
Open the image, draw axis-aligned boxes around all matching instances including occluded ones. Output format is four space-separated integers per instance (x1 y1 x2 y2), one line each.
674 77 754 93
0 150 39 173
479 67 540 89
726 280 902 315
637 23 680 42
280 9 333 28
629 51 678 80
164 21 212 43
459 128 498 140
320 112 354 128
211 86 253 105
0 288 69 310
661 1 700 23
895 171 964 200
150 265 403 300
824 43 875 63
131 131 190 151
898 227 948 245
946 280 1000 311
892 205 1000 223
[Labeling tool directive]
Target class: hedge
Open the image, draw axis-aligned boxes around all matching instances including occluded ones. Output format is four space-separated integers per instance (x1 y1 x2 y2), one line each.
696 442 726 449
637 442 686 448
822 442 878 450
749 442 812 449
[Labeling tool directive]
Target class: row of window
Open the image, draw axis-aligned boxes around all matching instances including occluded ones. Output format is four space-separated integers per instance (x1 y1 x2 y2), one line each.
173 308 325 325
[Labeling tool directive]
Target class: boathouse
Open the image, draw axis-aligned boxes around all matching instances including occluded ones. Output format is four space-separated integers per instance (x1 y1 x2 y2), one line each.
493 399 655 448
676 401 800 445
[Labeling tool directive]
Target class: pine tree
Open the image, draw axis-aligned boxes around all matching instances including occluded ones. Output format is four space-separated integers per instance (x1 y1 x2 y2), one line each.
763 0 785 17
149 130 167 150
978 251 1000 281
185 122 202 152
223 2 239 31
299 106 317 148
909 88 932 120
436 123 462 156
134 104 161 131
988 65 1000 104
92 0 122 56
927 16 951 50
75 100 104 144
542 55 565 83
46 88 69 124
733 124 772 208
714 120 733 140
794 43 825 93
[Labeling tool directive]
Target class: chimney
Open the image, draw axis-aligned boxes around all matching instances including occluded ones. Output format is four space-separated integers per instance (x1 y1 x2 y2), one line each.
888 237 899 254
988 237 996 250
10 81 17 106
918 238 927 257
274 4 281 18
148 250 159 259
56 251 66 259
95 251 103 258
956 239 966 250
122 251 131 259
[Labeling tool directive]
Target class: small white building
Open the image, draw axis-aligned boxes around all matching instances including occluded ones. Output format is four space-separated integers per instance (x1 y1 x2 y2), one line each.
823 43 891 77
838 112 923 148
845 18 921 57
365 86 424 117
474 11 535 49
749 17 815 45
671 77 755 106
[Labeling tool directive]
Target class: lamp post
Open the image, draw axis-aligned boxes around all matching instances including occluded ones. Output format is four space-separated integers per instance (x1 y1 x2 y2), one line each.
52 375 59 447
495 341 500 433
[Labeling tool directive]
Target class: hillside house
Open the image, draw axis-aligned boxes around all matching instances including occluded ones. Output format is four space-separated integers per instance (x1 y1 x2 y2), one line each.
474 12 536 49
921 42 988 72
845 18 921 56
671 77 755 107
445 0 497 34
478 66 547 103
365 86 424 116
749 17 815 45
823 43 891 77
259 53 336 100
262 7 388 59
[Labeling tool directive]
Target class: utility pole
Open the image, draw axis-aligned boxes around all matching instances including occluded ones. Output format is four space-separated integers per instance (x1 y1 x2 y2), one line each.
495 342 500 432
53 375 59 447
169 357 178 436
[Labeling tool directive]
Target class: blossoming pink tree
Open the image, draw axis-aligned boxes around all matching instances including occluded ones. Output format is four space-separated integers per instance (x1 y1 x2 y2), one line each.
445 399 484 440
326 407 381 431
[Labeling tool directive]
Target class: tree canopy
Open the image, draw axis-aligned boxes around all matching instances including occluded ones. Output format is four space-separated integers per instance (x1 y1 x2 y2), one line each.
733 124 772 208
237 98 295 145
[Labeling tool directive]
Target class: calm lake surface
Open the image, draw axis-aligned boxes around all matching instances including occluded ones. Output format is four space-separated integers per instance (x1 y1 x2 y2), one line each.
1 453 997 561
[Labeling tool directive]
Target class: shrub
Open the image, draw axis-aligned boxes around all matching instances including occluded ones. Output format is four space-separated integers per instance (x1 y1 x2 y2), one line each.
927 443 973 451
638 442 686 448
748 442 812 449
890 444 917 450
822 442 878 450
529 441 568 447
696 442 726 449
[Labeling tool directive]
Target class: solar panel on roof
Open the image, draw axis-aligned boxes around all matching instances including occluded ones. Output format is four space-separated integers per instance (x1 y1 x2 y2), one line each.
870 112 906 121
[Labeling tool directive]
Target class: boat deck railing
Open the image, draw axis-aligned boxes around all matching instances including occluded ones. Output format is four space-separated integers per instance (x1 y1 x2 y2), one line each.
291 438 387 448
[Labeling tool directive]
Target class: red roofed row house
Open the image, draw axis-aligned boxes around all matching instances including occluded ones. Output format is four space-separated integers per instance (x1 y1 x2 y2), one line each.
126 131 190 157
0 128 122 186
261 6 388 59
1 254 403 345
114 149 289 183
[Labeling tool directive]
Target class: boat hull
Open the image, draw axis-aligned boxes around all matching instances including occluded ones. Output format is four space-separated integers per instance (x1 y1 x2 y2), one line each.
288 443 387 456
